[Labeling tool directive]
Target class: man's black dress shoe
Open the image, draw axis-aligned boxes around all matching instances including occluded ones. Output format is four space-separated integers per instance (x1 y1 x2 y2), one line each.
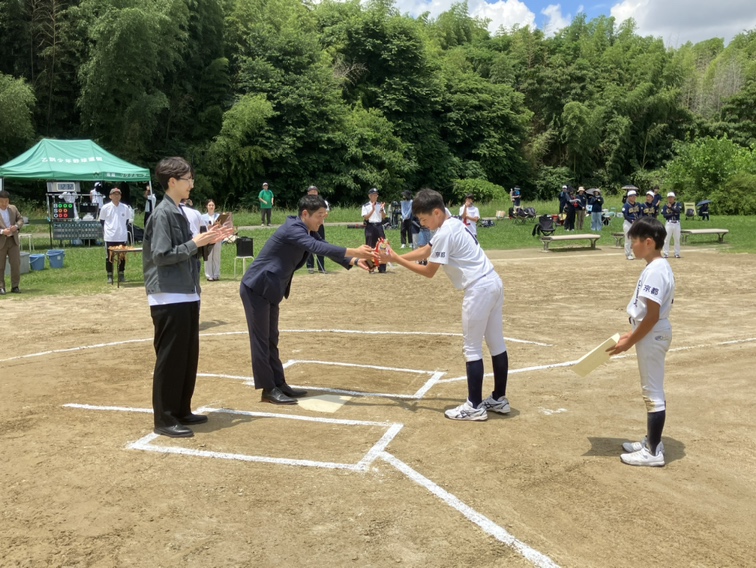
178 414 208 425
279 383 307 398
10 287 20 293
154 424 194 438
261 387 297 405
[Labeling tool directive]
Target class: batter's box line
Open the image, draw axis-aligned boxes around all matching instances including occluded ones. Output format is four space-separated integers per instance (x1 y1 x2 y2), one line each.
433 336 756 384
380 452 560 568
436 360 578 384
197 329 554 347
65 404 558 567
64 404 403 472
200 361 446 400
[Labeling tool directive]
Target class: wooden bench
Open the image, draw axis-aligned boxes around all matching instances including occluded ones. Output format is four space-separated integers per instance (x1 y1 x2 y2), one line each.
681 228 729 244
611 232 625 247
540 233 601 251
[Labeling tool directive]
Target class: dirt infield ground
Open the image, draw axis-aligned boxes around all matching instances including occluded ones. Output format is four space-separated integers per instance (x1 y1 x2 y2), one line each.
2 245 755 567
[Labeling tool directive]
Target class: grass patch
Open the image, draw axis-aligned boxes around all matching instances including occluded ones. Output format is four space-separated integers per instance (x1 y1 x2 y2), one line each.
8 199 753 298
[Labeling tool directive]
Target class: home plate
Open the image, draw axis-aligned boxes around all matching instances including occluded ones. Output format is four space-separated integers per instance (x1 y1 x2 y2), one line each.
297 394 352 413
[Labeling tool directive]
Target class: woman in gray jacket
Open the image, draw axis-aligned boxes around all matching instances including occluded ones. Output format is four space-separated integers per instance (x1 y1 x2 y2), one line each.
143 157 231 438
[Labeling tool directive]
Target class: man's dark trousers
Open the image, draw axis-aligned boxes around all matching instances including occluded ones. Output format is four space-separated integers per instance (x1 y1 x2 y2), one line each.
365 222 386 273
105 240 127 274
150 301 200 428
240 284 285 390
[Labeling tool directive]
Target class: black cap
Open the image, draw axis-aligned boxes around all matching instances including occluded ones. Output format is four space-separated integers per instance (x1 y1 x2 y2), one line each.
368 188 379 195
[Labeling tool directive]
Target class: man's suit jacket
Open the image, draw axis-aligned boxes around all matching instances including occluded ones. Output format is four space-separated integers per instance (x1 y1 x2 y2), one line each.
0 205 24 247
241 216 352 304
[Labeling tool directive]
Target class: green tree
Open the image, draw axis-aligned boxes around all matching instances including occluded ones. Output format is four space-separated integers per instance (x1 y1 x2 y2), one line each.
329 105 414 201
663 136 756 206
78 0 189 161
207 94 275 205
0 73 36 162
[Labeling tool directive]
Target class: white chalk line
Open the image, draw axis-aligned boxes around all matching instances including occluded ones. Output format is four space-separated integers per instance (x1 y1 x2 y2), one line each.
201 365 446 400
0 329 550 364
436 360 577 384
64 403 153 414
285 359 436 375
199 373 420 400
0 338 152 363
65 402 558 566
380 452 560 568
203 329 552 346
434 336 756 384
68 403 401 472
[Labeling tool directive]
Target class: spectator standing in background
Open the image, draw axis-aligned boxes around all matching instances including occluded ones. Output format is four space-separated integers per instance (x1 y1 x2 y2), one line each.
144 185 157 226
0 190 24 295
201 199 221 281
575 187 587 231
589 189 604 231
99 187 133 284
259 182 274 226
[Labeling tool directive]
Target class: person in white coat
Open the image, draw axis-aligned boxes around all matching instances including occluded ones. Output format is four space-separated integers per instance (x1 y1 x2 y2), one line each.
200 199 221 281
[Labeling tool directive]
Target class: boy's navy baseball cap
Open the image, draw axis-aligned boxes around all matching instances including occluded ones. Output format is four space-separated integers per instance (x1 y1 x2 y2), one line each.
368 188 379 194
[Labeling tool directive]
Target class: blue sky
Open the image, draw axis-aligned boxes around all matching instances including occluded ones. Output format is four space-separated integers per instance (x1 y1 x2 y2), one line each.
392 0 756 46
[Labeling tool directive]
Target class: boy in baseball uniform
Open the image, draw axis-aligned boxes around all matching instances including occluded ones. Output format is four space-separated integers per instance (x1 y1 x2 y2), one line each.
621 190 640 260
459 194 480 238
378 189 509 421
607 217 675 467
661 192 682 258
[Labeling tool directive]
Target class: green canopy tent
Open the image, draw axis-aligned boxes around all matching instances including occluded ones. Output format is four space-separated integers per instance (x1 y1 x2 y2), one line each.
0 139 151 247
0 138 150 182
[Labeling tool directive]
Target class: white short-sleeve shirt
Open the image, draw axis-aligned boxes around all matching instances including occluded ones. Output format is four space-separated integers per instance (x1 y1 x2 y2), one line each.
627 258 675 322
98 202 131 242
181 205 206 237
361 201 384 223
459 205 480 236
428 217 493 290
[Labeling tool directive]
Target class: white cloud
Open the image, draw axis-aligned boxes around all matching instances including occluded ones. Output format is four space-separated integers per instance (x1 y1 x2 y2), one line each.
392 0 536 34
541 4 572 36
610 0 756 45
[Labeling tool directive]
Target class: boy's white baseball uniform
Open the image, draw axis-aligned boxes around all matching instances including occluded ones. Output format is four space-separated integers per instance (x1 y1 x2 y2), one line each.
628 257 675 412
429 217 506 361
459 204 480 237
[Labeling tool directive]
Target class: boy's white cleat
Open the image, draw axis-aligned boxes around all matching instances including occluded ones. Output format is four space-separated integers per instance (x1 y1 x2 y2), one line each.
622 436 664 454
445 401 488 421
481 395 511 415
621 446 665 467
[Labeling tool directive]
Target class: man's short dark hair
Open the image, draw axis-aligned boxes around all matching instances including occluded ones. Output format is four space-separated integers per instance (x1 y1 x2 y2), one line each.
155 157 193 189
0 190 10 200
628 217 666 249
298 194 326 216
412 188 445 216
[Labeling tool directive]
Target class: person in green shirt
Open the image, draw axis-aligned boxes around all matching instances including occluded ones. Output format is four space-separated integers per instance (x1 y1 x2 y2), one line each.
259 182 274 226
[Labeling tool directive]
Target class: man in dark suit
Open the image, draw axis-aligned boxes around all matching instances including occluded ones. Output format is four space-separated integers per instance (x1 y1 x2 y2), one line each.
0 190 25 295
240 194 375 404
